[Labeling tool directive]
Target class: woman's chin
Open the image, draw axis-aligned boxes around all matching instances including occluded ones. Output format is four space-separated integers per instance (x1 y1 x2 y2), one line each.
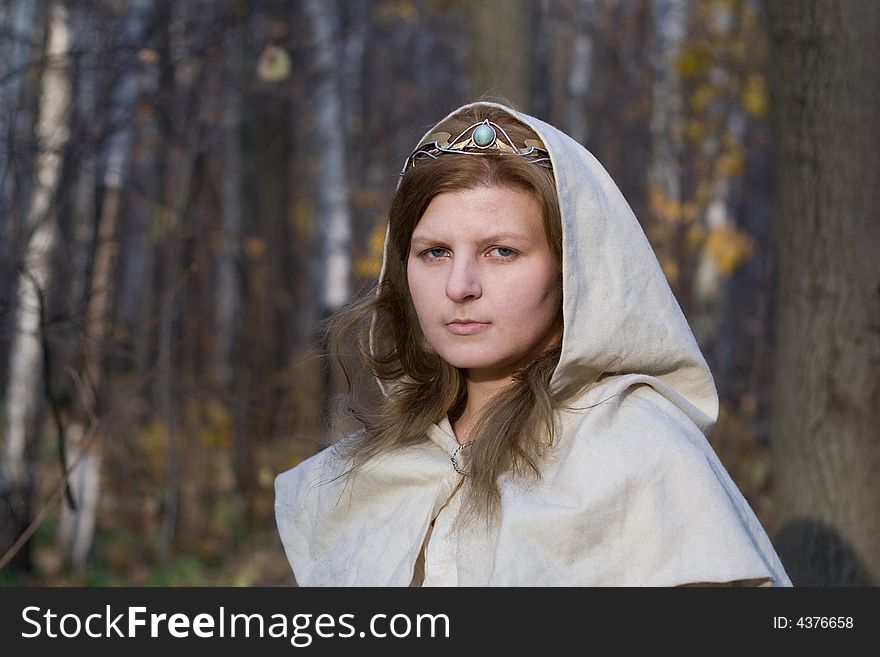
439 355 518 380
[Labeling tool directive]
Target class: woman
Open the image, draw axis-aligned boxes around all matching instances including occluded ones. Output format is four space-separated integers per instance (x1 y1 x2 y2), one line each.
274 100 792 587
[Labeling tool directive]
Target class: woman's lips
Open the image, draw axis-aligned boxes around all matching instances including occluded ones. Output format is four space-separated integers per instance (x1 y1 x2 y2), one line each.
446 321 490 335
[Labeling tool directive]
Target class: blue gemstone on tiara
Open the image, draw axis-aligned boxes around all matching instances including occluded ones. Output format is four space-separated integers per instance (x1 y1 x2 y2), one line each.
401 119 553 176
472 122 496 147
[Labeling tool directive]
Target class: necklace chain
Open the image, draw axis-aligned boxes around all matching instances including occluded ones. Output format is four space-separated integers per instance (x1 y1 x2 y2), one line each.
451 441 473 476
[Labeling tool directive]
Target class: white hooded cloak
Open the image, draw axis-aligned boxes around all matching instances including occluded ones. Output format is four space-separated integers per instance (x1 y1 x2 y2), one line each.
274 101 793 587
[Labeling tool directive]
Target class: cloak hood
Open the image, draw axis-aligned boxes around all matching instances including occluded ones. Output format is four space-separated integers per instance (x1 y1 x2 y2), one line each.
275 101 792 587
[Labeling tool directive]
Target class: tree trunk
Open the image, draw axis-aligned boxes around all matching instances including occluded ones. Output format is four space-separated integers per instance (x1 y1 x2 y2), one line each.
0 0 72 571
0 0 41 389
767 0 880 585
120 35 161 383
0 0 38 213
565 0 595 146
57 421 100 569
58 0 149 571
155 0 201 565
693 107 747 370
212 9 244 391
303 0 352 315
648 0 686 242
690 5 752 387
212 18 244 390
468 0 533 110
303 0 352 433
56 2 99 571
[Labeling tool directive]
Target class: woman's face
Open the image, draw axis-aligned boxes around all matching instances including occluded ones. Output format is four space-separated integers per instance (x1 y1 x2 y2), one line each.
407 185 562 383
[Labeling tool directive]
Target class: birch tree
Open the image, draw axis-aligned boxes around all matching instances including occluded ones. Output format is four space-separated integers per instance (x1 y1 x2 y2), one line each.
565 0 595 145
57 0 150 571
1 0 72 569
303 0 352 434
0 0 38 213
304 0 351 317
0 0 41 357
55 0 99 571
647 0 686 291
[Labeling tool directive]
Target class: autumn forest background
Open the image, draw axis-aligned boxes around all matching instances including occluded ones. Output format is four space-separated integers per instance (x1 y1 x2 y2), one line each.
0 0 877 586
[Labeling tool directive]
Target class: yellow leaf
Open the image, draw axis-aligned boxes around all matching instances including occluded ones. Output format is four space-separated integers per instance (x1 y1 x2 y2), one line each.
648 185 682 224
257 45 291 82
682 201 700 223
354 218 388 279
257 465 275 489
717 149 745 177
658 256 679 285
676 44 713 78
704 223 755 275
690 83 716 112
742 73 767 118
686 223 707 250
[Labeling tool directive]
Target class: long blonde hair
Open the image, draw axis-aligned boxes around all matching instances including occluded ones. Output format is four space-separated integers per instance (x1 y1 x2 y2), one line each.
323 103 596 522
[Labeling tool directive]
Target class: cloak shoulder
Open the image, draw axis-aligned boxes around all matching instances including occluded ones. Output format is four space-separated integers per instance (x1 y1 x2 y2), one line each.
274 436 457 586
482 381 792 586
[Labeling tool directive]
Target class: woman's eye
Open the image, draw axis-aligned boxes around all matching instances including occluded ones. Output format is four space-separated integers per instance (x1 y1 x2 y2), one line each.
489 247 516 258
424 248 448 259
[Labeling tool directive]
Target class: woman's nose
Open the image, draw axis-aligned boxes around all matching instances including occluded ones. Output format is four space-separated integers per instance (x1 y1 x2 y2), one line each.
445 257 482 302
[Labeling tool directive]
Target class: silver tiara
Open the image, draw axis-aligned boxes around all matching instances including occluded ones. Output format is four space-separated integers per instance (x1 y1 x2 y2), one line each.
401 119 552 176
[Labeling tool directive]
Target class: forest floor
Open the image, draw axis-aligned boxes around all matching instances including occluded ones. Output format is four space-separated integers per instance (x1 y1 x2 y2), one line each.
1 529 296 587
